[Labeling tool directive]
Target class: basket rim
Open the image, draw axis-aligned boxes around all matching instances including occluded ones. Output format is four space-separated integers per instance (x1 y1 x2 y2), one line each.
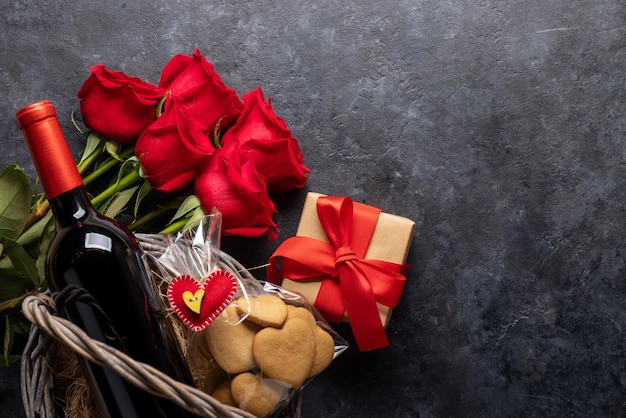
20 240 305 418
21 290 258 418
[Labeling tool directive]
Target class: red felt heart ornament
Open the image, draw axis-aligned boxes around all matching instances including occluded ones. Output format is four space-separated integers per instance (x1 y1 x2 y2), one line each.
167 270 238 332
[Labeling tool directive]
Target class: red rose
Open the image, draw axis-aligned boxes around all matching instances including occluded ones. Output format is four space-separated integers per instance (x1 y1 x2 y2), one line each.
77 64 166 144
220 88 309 193
136 98 215 193
159 48 243 135
194 141 278 240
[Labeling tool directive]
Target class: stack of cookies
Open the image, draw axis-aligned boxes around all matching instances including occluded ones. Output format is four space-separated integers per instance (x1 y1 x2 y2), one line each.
201 294 338 417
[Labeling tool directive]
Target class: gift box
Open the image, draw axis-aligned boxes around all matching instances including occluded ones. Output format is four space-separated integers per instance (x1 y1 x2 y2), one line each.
268 192 415 351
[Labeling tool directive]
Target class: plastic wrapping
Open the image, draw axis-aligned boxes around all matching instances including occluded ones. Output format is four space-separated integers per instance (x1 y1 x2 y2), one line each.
139 214 348 418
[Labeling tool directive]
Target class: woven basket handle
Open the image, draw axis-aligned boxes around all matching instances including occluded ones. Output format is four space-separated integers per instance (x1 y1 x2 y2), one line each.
20 293 256 418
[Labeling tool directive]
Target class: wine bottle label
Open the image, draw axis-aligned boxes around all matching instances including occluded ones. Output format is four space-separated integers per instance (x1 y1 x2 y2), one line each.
85 233 113 251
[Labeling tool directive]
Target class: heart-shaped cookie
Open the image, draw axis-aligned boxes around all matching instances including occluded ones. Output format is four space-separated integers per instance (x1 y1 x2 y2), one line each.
284 306 334 377
231 372 288 418
204 306 261 374
285 305 316 328
236 294 288 328
211 381 237 408
252 317 315 388
167 270 238 332
308 325 335 377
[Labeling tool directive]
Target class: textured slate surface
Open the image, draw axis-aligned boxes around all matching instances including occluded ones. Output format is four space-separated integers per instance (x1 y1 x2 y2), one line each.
1 1 626 417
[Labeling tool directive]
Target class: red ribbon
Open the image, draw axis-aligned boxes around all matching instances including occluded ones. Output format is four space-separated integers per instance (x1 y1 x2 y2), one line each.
267 196 409 351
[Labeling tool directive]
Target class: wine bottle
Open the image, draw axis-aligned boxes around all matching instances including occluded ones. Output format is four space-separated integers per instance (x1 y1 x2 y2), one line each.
17 100 196 418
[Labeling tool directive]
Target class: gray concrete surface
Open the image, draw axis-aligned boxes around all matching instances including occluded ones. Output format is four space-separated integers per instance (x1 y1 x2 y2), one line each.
1 1 625 416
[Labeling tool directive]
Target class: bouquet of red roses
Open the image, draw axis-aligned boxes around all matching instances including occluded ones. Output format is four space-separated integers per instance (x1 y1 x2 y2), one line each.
0 49 309 366
77 48 309 240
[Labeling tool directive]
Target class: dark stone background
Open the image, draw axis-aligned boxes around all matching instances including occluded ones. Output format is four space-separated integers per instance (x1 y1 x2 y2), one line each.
1 0 626 417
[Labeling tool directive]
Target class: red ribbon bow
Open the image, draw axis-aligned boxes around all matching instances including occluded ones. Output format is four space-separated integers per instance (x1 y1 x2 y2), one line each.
267 196 409 351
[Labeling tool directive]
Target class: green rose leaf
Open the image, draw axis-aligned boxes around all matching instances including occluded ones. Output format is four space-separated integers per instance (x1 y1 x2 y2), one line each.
0 267 32 305
0 268 24 304
36 220 55 283
4 240 40 288
3 315 22 367
1 354 21 367
16 210 53 254
158 196 206 235
134 180 153 217
182 206 209 233
3 315 12 366
171 194 202 221
105 139 124 161
0 165 32 241
77 132 105 168
103 185 140 219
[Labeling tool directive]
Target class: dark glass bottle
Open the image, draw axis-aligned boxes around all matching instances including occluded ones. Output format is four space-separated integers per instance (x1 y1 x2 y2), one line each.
17 100 196 418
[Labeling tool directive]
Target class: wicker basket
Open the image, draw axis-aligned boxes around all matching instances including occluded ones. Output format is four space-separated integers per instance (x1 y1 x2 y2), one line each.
20 249 302 418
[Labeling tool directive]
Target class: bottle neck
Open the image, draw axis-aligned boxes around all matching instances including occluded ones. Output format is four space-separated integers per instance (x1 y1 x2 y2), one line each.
17 101 83 199
49 185 94 228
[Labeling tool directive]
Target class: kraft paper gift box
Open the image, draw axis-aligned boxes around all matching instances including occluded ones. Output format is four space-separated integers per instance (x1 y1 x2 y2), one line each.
269 192 415 335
